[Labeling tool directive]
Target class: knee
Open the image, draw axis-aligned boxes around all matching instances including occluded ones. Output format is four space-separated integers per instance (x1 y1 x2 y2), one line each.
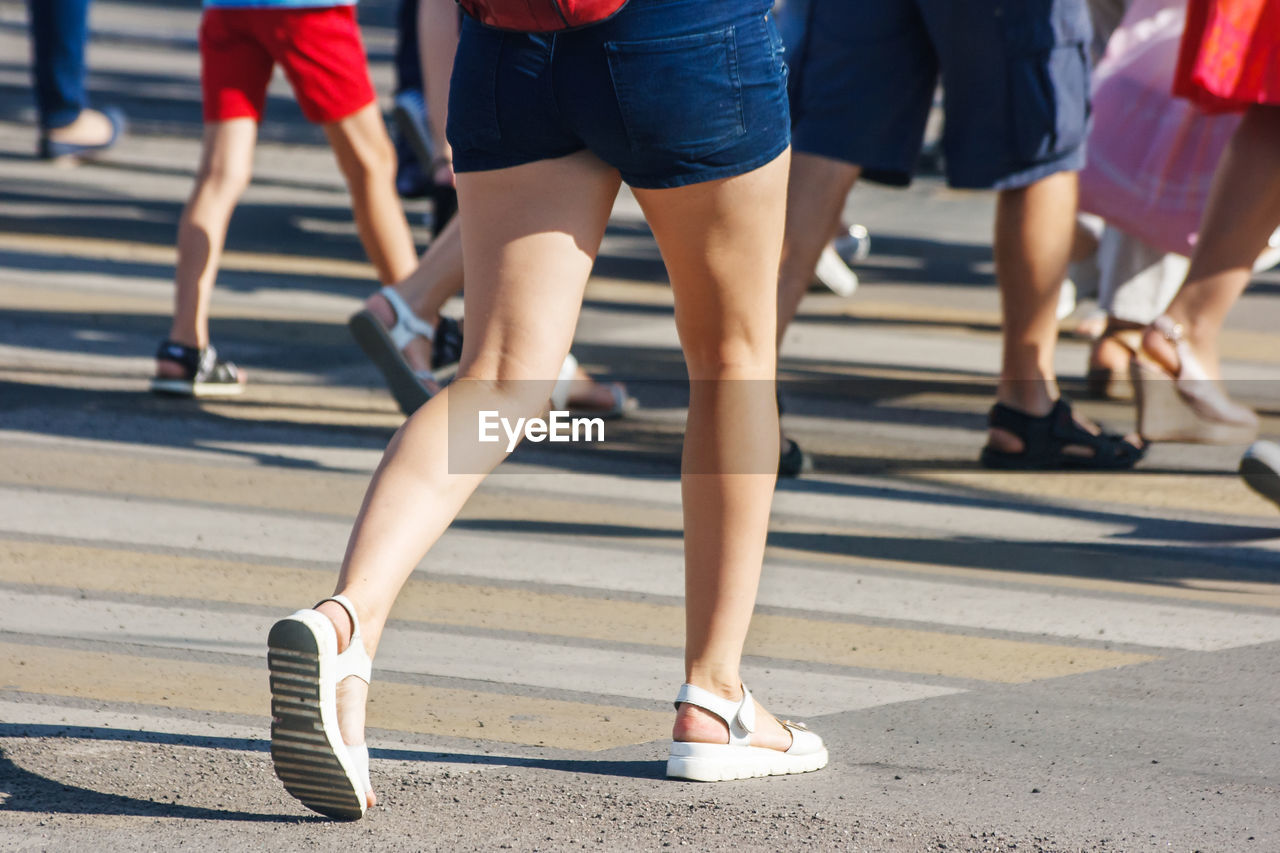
339 134 397 186
679 334 775 381
193 162 252 203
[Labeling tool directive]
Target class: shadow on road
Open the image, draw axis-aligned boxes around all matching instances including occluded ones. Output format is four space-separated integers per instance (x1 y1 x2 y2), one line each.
0 748 321 824
0 723 665 824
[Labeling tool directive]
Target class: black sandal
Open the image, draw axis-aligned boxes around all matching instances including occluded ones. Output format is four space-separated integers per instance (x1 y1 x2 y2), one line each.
150 339 244 398
979 398 1144 470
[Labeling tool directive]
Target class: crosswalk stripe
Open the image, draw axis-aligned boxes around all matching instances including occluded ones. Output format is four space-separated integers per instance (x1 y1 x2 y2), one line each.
0 541 1153 684
3 487 1276 651
0 642 668 751
2 591 962 718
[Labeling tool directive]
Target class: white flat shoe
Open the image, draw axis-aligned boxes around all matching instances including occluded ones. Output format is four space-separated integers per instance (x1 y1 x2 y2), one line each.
666 683 828 782
268 594 373 820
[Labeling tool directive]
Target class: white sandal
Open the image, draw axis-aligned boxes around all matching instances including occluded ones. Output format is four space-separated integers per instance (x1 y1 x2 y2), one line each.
268 594 373 820
348 286 453 417
666 683 828 782
550 352 636 419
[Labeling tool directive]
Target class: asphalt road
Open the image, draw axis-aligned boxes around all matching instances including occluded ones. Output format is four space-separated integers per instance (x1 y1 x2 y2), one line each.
1 1 1279 850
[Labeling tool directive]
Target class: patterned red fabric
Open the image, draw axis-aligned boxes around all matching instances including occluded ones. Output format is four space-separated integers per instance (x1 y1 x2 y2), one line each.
1174 0 1280 113
458 0 629 32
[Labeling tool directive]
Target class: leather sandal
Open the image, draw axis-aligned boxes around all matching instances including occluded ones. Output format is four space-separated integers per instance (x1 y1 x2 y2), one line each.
268 594 373 820
979 398 1145 470
348 286 462 416
666 683 828 782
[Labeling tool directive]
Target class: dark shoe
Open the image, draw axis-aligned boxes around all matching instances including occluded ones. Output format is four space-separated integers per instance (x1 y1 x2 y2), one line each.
150 339 244 398
979 398 1144 470
779 438 813 478
39 107 126 161
1240 441 1280 511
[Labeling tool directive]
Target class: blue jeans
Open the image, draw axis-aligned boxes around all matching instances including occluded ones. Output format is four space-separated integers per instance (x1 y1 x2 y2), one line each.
394 0 421 94
27 0 91 129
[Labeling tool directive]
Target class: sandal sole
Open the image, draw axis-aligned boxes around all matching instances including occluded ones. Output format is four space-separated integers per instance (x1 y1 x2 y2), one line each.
149 377 245 398
268 616 366 821
348 309 433 417
666 743 829 782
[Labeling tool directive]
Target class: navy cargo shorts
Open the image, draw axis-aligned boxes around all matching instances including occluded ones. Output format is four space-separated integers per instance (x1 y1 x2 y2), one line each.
788 0 1092 190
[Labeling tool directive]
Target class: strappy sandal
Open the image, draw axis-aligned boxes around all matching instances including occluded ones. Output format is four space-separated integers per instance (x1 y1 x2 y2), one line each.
149 339 244 397
348 286 463 417
667 683 828 782
1131 315 1259 445
979 398 1145 470
549 353 637 419
268 594 372 821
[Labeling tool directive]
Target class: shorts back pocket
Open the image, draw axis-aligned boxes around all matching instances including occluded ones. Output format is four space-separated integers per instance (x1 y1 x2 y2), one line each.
606 26 747 159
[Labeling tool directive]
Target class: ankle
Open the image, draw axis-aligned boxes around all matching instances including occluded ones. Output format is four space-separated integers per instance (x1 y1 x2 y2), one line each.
672 703 729 745
315 600 354 652
995 378 1057 417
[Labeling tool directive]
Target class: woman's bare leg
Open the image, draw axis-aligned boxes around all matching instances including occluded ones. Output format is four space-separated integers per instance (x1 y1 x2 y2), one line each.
315 151 622 806
1143 104 1280 378
365 212 630 408
632 151 795 752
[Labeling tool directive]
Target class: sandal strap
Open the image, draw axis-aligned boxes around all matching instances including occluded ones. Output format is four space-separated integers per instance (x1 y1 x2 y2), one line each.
314 594 372 685
155 339 239 383
378 286 438 352
674 683 756 746
988 399 1142 467
550 353 579 411
1151 315 1210 383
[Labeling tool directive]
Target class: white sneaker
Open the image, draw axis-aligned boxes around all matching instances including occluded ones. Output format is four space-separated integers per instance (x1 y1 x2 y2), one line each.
814 244 859 296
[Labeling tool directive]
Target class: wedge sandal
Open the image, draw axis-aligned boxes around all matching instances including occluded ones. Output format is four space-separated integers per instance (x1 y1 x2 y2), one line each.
268 594 373 820
666 683 828 782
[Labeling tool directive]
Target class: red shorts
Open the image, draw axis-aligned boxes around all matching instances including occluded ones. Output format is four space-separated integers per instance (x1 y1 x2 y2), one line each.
200 6 376 125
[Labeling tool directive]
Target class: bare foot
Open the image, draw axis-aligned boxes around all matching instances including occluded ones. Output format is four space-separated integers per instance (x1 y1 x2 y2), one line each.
314 599 376 809
563 366 631 413
47 108 117 146
672 697 796 753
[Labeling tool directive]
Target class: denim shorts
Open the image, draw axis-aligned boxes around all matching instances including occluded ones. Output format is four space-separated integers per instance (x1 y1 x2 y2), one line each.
788 0 1092 190
447 0 790 189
